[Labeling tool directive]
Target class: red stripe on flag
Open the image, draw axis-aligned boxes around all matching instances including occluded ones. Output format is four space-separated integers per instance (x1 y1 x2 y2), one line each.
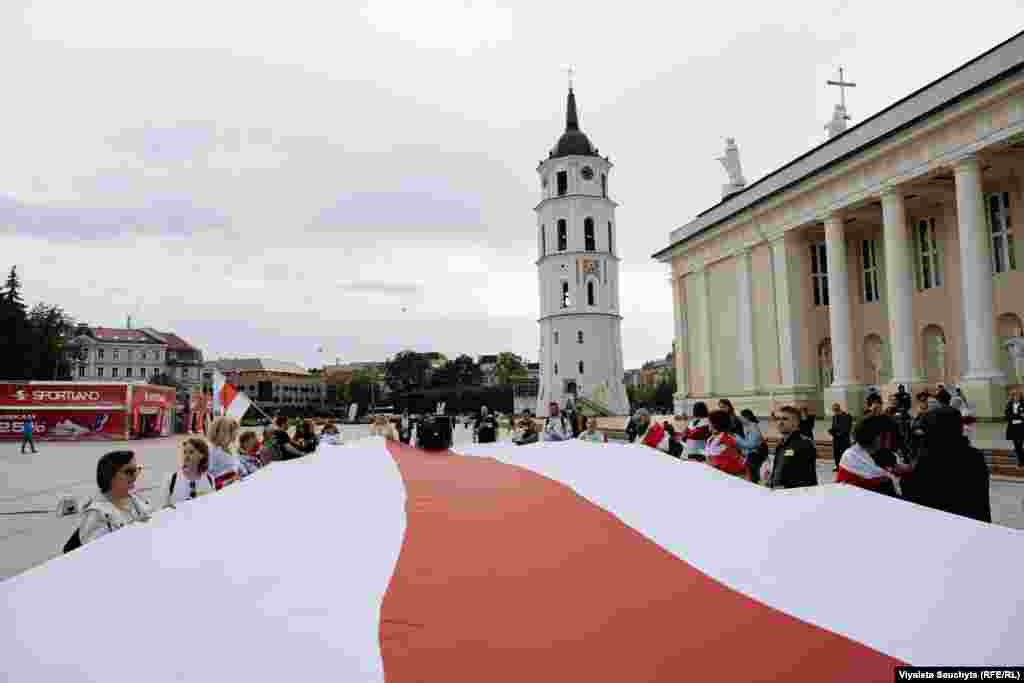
220 382 237 412
380 441 903 682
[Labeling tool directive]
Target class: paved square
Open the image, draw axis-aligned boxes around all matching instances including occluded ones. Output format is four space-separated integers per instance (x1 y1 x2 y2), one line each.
3 429 1021 581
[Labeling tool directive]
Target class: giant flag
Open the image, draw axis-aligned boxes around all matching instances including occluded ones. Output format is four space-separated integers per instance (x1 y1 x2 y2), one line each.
1 438 1021 682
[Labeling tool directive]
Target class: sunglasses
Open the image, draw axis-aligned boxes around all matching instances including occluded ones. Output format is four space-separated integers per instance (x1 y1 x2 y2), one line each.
120 465 143 478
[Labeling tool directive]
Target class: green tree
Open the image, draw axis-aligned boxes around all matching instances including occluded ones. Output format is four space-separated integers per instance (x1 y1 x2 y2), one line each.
26 303 75 380
385 350 432 393
451 354 482 387
0 267 33 380
495 352 527 385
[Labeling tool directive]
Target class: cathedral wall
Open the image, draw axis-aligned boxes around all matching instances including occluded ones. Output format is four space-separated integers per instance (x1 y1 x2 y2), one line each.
708 257 740 395
683 274 707 395
750 243 781 389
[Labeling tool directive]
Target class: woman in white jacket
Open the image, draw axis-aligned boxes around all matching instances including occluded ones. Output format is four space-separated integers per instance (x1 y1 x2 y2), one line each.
164 437 216 508
78 450 153 546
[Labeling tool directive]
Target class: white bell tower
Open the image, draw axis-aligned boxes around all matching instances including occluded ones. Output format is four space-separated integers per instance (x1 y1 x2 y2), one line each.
535 86 629 416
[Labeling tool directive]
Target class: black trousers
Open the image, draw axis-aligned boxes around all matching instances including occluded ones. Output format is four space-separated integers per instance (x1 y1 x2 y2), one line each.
21 435 37 453
1013 439 1024 466
832 437 850 468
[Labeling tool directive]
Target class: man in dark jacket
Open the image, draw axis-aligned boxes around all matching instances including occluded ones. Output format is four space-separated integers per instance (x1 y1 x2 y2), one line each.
1006 391 1024 467
904 406 991 523
827 402 852 472
769 405 819 489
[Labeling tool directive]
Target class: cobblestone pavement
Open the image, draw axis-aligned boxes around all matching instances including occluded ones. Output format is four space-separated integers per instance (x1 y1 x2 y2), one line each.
3 428 1022 581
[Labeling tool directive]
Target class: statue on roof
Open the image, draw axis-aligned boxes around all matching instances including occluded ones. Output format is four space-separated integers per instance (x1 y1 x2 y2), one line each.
717 137 747 199
825 103 849 138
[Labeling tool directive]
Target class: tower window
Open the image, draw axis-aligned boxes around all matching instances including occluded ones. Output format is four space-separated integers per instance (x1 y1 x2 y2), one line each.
577 330 583 344
578 361 584 374
557 171 568 196
557 220 567 251
560 281 571 308
554 363 559 376
584 218 595 251
608 221 613 254
601 174 607 198
554 331 559 344
587 280 596 306
540 224 546 256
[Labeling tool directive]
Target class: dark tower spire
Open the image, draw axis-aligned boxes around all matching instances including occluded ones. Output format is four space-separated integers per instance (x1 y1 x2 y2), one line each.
566 87 579 131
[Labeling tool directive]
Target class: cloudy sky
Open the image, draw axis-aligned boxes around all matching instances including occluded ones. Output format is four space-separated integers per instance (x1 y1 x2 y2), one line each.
2 2 1022 369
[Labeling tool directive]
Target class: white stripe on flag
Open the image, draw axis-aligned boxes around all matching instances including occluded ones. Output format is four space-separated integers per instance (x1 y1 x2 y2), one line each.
452 440 1024 665
225 390 251 420
0 437 406 683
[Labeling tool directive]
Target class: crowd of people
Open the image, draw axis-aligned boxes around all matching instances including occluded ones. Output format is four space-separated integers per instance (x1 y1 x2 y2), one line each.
66 385 1015 550
624 384 997 523
66 414 330 550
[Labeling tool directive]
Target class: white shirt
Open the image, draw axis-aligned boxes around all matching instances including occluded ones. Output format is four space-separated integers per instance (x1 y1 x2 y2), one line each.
208 446 240 482
79 494 153 545
164 470 216 508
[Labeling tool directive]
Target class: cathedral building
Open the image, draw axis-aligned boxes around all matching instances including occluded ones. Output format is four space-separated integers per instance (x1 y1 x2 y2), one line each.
655 31 1024 419
536 87 630 416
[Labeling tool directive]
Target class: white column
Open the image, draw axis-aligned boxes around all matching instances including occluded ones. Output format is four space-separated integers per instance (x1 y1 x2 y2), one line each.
770 235 806 387
881 187 922 385
824 214 855 386
695 267 714 395
735 248 758 392
670 273 690 397
954 154 1004 381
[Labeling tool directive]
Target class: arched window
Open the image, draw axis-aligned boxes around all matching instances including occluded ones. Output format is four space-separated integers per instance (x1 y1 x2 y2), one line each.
554 363 559 376
578 361 584 375
601 174 607 198
817 338 834 388
557 219 567 251
608 221 614 254
922 325 947 383
577 330 584 344
540 224 546 256
587 280 596 306
584 218 595 251
554 331 559 344
560 281 571 308
997 312 1024 384
863 334 891 386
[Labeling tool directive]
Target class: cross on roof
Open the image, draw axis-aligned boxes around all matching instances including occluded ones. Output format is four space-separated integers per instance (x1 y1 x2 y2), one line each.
827 66 857 113
565 64 575 90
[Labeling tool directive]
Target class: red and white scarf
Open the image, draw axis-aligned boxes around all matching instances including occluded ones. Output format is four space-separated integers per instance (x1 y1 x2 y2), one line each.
705 432 747 476
836 443 893 491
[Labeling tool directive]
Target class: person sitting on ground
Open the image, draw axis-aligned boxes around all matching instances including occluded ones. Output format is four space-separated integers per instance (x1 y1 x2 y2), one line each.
77 450 153 546
293 419 319 454
836 416 903 496
369 414 400 440
767 406 819 489
705 410 748 477
683 402 711 461
237 431 262 477
577 416 608 443
542 402 571 442
320 422 344 446
164 438 216 508
514 419 539 446
271 415 293 448
737 409 767 483
903 406 991 523
207 416 242 489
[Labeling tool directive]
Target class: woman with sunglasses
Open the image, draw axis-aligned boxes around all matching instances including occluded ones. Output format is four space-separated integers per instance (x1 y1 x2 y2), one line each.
78 450 153 545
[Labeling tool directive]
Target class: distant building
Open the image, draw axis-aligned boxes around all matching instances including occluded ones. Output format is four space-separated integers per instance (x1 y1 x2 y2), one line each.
204 358 325 409
63 325 204 390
